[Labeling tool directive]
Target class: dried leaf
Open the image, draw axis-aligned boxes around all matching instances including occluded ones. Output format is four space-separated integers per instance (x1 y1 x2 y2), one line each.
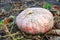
3 18 10 25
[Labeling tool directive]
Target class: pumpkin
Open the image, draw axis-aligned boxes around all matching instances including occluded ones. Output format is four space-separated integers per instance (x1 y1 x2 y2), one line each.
16 8 54 34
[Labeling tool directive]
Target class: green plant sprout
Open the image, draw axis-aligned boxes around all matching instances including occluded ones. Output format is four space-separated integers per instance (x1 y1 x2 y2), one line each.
0 20 3 25
9 15 15 19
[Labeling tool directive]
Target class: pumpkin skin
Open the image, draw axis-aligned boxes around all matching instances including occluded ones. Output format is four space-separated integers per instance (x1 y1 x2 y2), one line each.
16 8 54 34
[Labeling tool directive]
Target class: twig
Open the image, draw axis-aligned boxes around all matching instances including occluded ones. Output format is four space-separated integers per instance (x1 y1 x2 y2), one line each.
0 24 10 35
46 29 60 36
0 32 20 38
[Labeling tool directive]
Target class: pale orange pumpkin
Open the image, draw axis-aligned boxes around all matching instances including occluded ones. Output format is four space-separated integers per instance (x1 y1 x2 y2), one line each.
16 8 54 34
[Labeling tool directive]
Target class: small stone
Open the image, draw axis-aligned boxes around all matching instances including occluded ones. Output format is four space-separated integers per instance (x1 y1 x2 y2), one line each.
54 37 60 40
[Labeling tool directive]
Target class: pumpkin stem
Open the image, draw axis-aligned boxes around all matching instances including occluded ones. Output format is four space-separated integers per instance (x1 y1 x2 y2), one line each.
28 10 33 14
